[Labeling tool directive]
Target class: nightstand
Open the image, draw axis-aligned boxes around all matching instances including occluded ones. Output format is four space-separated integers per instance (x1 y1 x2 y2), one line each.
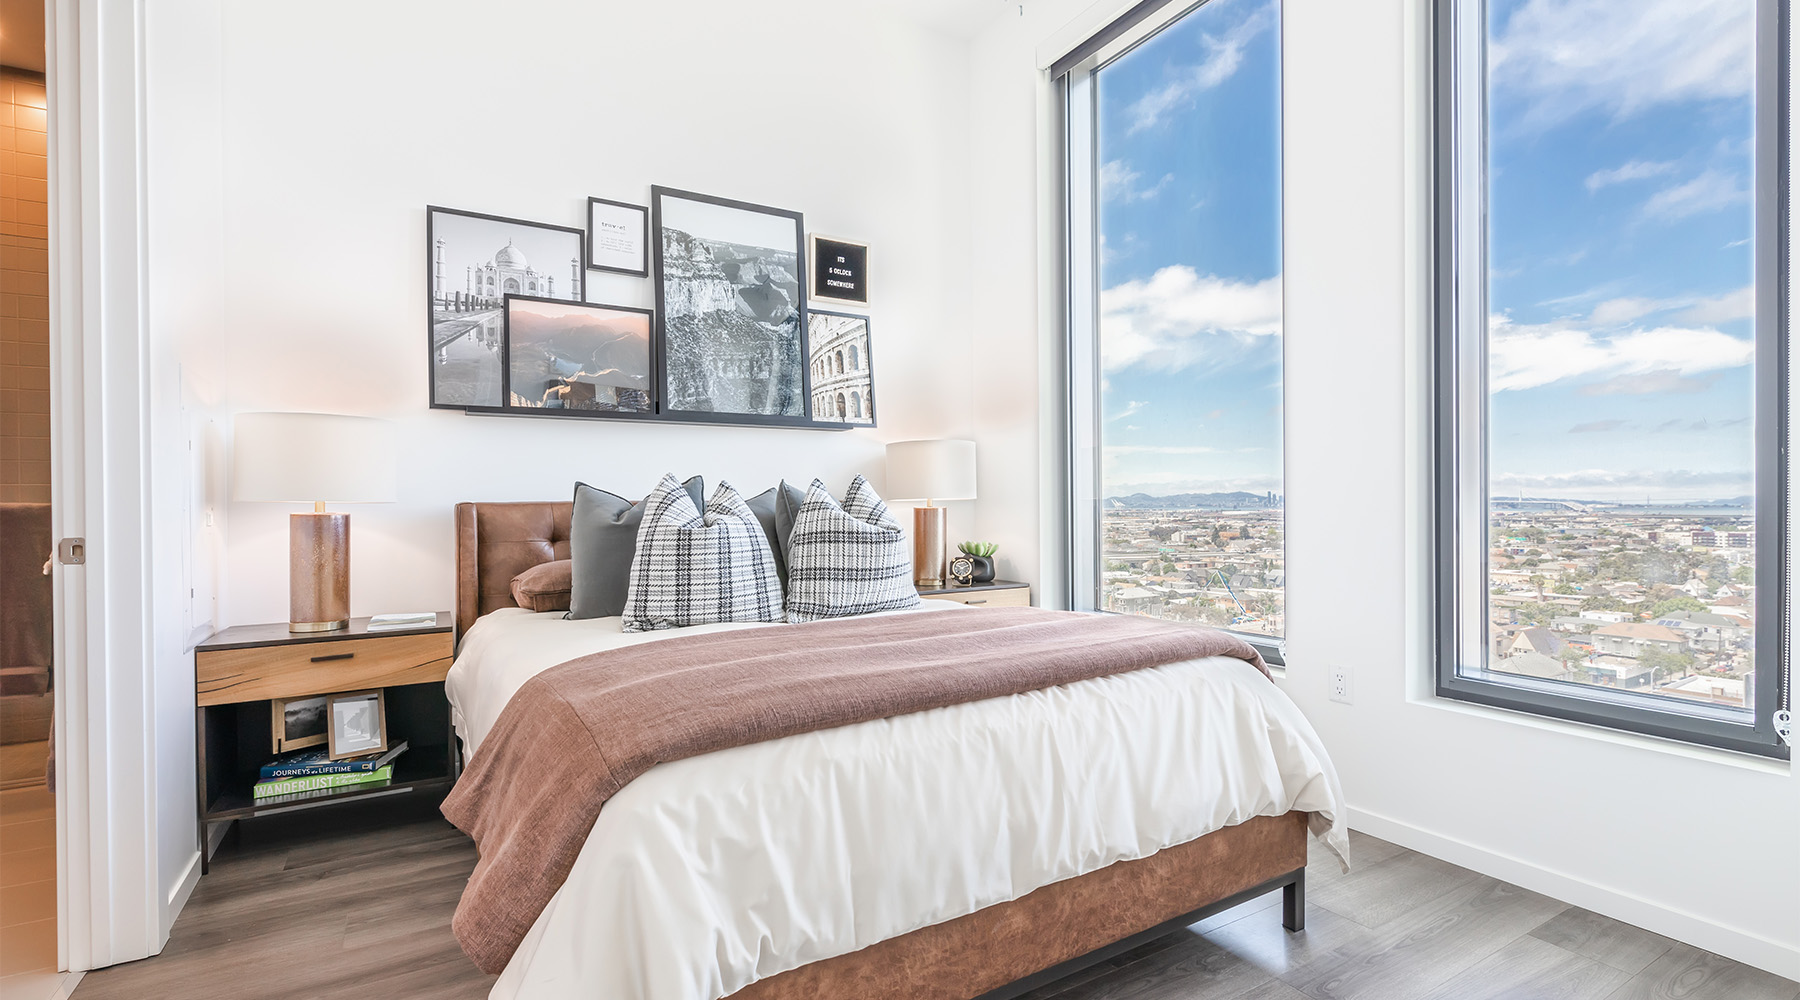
917 580 1032 607
194 613 457 871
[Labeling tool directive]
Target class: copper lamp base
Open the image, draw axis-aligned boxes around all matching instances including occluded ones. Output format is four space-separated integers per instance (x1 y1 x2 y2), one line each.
290 510 350 632
913 504 947 589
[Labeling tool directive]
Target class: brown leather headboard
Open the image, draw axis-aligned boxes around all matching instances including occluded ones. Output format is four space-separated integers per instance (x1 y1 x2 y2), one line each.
455 501 573 638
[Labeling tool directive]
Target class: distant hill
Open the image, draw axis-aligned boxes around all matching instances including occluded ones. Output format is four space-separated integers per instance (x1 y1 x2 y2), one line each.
1104 492 1278 510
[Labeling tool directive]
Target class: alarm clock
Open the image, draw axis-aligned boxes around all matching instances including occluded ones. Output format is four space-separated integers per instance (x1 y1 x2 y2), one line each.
948 555 976 587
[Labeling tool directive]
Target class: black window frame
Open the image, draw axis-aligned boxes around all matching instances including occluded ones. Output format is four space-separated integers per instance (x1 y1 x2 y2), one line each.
1056 0 1289 669
1431 0 1790 759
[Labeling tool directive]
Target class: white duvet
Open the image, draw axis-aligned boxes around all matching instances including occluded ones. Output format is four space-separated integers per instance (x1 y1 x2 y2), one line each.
447 603 1348 1000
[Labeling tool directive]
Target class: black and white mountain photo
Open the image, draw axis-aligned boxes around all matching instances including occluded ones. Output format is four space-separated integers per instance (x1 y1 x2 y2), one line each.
427 207 585 408
505 298 652 413
654 190 806 418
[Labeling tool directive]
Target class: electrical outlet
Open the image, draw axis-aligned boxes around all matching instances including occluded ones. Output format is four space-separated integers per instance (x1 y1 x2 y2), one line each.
1328 665 1353 704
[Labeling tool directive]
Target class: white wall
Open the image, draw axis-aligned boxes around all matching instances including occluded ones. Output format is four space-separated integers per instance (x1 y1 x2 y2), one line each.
966 0 1799 979
167 0 979 627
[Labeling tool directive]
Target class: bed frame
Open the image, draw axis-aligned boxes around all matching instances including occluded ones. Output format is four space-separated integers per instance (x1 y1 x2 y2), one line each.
453 500 1308 1000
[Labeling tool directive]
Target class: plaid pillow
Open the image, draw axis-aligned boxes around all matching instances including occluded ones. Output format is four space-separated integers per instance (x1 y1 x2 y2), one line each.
621 475 784 632
785 476 922 623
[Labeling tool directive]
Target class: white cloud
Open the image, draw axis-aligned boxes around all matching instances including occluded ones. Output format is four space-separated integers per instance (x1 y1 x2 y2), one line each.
1674 285 1753 324
1569 419 1628 433
1099 160 1174 203
1584 285 1752 327
1100 266 1281 373
1578 369 1722 396
1488 314 1753 392
1489 468 1753 499
1642 170 1748 221
1585 159 1678 192
1124 2 1275 134
1107 400 1149 422
1490 0 1753 129
1104 445 1224 456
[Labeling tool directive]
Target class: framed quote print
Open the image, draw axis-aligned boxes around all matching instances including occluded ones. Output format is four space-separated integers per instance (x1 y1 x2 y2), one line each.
587 197 649 276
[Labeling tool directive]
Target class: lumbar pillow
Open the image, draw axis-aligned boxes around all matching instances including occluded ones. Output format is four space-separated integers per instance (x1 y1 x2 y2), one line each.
510 559 572 613
567 476 704 620
621 476 784 632
784 476 921 623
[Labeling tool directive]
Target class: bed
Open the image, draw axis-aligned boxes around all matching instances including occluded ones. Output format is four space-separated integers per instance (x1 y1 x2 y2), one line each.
446 500 1348 1000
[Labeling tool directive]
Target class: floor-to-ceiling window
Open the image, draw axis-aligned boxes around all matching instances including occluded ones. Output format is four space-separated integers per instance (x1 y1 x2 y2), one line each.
1435 0 1787 756
1064 0 1284 660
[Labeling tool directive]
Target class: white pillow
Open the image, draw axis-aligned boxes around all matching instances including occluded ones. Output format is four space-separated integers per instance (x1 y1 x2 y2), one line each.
785 476 921 623
621 475 783 632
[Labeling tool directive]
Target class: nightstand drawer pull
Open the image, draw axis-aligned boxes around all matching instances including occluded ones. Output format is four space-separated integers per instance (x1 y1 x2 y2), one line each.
966 599 988 604
310 652 355 663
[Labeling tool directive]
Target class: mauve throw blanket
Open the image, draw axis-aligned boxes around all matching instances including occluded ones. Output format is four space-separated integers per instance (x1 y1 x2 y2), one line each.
441 606 1269 974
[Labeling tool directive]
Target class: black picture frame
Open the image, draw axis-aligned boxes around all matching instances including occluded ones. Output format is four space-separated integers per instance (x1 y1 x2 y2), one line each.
586 197 650 277
499 294 659 420
426 206 586 410
809 234 869 306
651 186 817 428
806 309 876 427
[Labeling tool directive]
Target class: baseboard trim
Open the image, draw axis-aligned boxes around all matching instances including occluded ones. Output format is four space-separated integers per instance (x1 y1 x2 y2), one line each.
162 849 202 944
49 971 83 1000
1348 806 1800 980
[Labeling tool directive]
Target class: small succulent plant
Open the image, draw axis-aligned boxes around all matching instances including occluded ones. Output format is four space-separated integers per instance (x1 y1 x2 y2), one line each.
958 541 998 558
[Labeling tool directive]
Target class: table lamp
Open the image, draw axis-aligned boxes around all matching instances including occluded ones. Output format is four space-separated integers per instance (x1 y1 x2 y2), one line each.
232 412 397 632
885 439 977 588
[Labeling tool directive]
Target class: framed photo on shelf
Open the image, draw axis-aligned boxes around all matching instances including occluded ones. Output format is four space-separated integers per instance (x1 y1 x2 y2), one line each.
587 197 649 276
809 234 868 306
270 695 327 754
806 310 875 426
326 689 389 760
651 186 813 426
426 206 586 410
502 295 655 416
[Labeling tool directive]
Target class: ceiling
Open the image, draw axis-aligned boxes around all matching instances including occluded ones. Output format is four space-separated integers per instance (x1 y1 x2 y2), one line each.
0 0 43 73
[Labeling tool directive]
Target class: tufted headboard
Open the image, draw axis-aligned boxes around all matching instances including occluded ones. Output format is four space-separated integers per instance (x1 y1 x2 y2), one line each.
454 501 573 638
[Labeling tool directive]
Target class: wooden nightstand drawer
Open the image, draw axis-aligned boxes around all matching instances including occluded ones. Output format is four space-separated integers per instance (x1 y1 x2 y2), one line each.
920 582 1032 608
196 631 454 707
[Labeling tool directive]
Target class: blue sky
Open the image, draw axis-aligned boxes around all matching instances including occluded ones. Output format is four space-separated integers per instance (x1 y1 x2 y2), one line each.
1096 0 1756 501
1097 0 1282 496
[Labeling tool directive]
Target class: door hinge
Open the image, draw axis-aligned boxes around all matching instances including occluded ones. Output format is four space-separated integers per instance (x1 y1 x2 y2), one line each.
57 537 86 565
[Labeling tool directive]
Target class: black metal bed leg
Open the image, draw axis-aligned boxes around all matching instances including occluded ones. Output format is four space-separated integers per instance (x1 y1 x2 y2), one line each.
1282 869 1305 932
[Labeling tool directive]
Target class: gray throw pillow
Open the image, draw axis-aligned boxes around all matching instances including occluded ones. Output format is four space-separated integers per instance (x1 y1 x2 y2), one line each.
567 475 704 620
772 479 809 565
743 488 788 584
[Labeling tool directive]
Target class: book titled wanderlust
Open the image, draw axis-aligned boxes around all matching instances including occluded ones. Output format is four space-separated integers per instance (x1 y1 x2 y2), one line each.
253 765 394 799
258 741 408 782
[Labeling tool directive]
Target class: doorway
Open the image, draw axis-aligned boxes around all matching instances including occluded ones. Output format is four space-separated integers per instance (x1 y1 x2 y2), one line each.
0 0 62 994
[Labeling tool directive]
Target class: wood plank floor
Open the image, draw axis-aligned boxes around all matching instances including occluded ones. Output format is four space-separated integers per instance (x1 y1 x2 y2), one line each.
69 798 1799 1000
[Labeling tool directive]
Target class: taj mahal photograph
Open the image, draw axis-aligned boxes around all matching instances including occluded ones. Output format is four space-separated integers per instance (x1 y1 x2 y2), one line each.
426 206 586 408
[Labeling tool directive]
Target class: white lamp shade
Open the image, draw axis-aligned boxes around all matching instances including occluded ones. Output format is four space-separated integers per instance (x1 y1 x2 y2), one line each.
232 412 397 503
885 439 977 502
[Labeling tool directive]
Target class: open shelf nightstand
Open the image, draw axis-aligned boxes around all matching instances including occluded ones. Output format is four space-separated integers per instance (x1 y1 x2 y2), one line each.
193 613 457 870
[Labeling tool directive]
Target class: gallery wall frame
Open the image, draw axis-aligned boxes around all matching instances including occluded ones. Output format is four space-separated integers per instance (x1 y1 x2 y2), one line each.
426 205 587 410
587 196 650 277
497 294 660 421
809 234 869 307
650 185 821 429
806 309 877 427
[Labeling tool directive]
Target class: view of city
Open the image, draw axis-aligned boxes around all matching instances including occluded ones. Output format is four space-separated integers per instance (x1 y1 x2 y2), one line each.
1100 497 1284 638
1482 502 1756 711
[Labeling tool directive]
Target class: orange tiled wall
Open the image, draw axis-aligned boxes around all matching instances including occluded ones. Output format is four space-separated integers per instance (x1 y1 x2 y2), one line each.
0 69 48 503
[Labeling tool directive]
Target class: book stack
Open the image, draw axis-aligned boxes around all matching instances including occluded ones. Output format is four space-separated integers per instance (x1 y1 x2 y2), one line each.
252 741 408 801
